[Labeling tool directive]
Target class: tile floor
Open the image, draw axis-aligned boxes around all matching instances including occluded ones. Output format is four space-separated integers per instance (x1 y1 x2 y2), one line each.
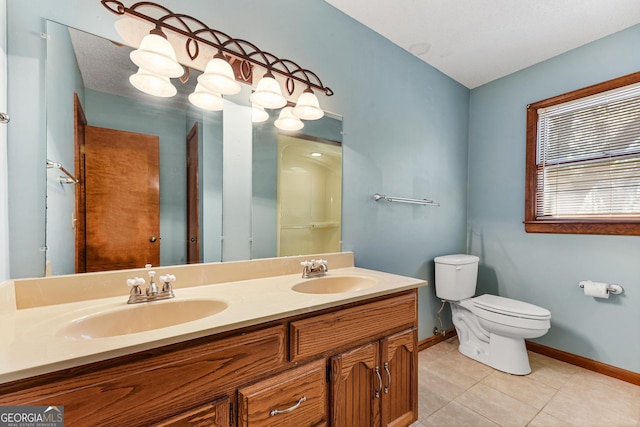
411 337 640 427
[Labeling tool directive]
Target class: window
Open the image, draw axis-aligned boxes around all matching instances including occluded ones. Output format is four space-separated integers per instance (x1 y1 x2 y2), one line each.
525 72 640 235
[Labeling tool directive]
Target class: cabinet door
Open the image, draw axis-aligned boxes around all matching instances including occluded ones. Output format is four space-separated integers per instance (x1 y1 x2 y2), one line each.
156 396 230 427
380 328 418 427
330 341 380 427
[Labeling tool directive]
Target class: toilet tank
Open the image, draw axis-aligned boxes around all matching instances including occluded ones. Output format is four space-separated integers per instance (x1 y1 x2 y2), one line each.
434 254 479 301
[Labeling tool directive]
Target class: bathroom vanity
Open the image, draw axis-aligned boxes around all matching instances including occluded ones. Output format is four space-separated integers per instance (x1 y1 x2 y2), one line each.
0 253 426 426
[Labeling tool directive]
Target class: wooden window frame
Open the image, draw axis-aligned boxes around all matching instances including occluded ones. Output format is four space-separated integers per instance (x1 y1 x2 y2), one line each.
524 71 640 236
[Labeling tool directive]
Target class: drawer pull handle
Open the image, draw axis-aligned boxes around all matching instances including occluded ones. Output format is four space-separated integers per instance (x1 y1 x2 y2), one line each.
384 362 391 394
374 366 382 398
270 396 307 416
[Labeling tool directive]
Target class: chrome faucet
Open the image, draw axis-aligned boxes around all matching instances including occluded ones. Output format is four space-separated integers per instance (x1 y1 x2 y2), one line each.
300 259 328 278
127 264 176 304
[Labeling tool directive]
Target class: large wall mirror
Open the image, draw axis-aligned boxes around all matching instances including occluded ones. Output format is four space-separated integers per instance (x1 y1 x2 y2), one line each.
44 21 343 276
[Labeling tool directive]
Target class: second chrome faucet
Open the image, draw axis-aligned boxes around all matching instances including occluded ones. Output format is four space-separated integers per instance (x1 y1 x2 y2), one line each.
300 259 329 278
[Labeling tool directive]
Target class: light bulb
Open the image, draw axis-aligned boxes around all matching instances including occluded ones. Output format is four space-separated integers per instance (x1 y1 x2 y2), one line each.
189 84 224 111
130 32 183 78
198 56 241 95
274 107 304 131
250 73 287 109
292 90 324 120
129 67 177 97
252 104 269 123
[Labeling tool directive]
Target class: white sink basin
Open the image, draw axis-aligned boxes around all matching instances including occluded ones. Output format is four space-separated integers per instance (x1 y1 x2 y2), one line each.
292 276 377 294
56 298 228 340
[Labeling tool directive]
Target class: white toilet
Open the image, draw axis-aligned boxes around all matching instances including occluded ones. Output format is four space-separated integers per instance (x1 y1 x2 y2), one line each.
434 254 551 375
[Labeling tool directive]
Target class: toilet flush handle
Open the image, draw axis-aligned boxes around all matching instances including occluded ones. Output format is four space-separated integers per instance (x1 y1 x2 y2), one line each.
455 266 462 271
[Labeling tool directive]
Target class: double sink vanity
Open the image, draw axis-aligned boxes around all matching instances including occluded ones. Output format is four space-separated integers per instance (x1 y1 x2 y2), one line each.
0 252 426 426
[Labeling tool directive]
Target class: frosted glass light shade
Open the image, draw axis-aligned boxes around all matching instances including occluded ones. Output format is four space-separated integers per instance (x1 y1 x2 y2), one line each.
250 75 287 109
274 107 304 131
189 84 224 111
198 57 241 95
292 91 324 120
130 33 183 78
252 104 269 123
129 68 177 97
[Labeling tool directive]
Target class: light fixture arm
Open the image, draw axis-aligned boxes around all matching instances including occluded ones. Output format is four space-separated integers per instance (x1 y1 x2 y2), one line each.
101 0 334 97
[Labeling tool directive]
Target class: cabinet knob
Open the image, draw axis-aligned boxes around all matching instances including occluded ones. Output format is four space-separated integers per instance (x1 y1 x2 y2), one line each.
149 236 157 243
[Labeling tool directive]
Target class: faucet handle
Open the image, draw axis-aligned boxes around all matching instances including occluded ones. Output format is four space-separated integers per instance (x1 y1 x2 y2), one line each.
159 274 176 293
159 274 176 283
127 277 144 296
301 261 313 267
127 277 145 286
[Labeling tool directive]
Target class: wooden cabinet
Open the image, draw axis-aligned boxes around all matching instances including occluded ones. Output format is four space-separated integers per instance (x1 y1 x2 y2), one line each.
330 328 417 427
0 290 419 427
0 325 286 426
289 292 416 361
238 359 327 427
156 396 230 427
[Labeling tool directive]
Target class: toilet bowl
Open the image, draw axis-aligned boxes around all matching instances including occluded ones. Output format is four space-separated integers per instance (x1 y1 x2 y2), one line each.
434 255 551 375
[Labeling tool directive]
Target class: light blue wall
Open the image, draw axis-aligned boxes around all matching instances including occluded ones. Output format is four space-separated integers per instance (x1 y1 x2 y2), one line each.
44 20 84 275
6 1 468 345
468 25 640 372
251 116 278 260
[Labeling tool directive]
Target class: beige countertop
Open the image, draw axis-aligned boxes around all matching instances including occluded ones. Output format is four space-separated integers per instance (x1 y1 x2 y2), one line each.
0 260 426 384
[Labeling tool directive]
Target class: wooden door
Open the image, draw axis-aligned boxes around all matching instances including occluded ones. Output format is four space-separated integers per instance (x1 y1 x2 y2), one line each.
330 341 380 427
73 94 87 273
84 126 160 271
380 329 418 427
186 122 200 263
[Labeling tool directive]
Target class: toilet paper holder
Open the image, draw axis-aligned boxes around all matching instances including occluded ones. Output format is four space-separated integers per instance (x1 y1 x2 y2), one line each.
578 281 624 295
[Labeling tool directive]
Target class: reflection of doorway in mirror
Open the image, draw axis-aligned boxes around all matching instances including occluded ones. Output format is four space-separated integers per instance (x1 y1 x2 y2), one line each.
277 135 342 256
83 126 160 272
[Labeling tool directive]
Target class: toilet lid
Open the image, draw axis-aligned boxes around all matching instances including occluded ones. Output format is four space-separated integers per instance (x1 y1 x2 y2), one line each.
471 294 551 319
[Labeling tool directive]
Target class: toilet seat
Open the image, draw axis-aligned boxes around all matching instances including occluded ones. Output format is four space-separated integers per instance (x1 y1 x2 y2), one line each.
471 294 551 320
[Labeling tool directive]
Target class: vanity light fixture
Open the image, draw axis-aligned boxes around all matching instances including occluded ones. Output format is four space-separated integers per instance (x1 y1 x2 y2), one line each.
129 29 183 78
188 83 224 111
198 52 241 95
311 152 323 157
274 107 304 131
292 88 324 120
102 0 333 130
251 104 269 123
250 71 287 109
129 67 177 97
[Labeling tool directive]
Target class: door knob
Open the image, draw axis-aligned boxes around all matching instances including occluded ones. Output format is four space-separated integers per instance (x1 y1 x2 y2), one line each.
149 236 157 242
0 112 9 124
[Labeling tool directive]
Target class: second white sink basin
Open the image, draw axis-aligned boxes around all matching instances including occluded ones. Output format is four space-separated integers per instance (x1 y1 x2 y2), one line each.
56 298 228 340
292 275 377 294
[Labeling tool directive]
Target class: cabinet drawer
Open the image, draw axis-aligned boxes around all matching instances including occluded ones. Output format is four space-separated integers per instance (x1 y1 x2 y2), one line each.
237 359 327 427
290 292 416 361
156 396 229 427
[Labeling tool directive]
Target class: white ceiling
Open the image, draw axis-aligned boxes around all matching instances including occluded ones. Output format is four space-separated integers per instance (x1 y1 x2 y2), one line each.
325 0 640 88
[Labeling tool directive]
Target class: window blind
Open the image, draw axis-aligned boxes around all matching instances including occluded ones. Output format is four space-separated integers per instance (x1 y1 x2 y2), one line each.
536 83 640 218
